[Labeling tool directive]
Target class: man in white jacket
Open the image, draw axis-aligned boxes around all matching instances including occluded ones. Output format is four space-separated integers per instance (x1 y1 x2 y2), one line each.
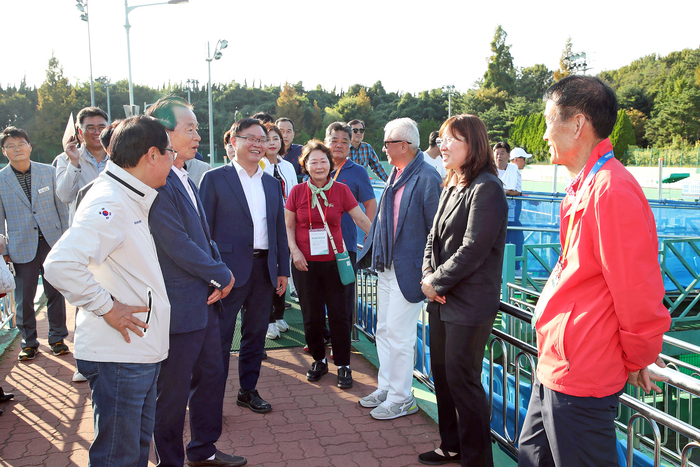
44 115 174 467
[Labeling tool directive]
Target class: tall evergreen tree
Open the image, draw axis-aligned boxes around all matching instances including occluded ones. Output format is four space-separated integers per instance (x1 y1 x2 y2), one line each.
553 37 574 82
483 25 515 94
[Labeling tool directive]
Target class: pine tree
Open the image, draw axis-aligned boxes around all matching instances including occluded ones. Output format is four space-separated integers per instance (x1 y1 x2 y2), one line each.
553 38 574 82
483 25 515 94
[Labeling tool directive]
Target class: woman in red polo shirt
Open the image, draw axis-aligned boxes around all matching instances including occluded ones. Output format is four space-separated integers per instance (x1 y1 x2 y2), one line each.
285 140 371 389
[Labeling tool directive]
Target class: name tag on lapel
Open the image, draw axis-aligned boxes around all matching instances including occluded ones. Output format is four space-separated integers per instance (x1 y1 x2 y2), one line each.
38 186 50 194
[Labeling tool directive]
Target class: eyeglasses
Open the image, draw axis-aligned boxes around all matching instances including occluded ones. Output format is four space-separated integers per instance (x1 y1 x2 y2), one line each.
352 128 365 134
2 142 29 151
235 135 268 145
164 147 177 160
383 140 405 149
435 137 461 147
83 124 107 134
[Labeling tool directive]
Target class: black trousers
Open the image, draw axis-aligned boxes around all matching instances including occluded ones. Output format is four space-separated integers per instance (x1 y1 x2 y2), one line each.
429 309 495 467
269 292 285 323
220 257 273 390
292 260 351 366
518 377 621 467
154 306 226 465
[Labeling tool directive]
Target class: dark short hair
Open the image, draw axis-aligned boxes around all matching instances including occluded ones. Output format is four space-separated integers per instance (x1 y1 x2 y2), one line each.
493 141 511 153
428 130 439 148
265 124 286 156
275 117 295 132
108 116 169 169
543 75 619 139
347 119 365 129
230 118 268 137
77 106 108 125
299 139 334 176
325 121 352 140
0 126 30 147
145 95 192 131
440 114 497 187
100 120 122 152
223 130 231 145
252 112 274 124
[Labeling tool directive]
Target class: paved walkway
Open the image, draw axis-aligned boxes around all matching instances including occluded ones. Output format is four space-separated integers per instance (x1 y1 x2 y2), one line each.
0 304 442 466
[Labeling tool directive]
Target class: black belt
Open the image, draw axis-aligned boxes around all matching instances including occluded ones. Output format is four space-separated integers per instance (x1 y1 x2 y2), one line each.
253 249 268 259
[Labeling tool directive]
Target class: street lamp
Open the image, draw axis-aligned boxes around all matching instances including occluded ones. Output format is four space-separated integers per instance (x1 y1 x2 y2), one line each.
76 0 95 106
124 0 188 114
185 78 199 104
442 85 456 118
96 77 115 123
206 39 227 165
565 52 589 75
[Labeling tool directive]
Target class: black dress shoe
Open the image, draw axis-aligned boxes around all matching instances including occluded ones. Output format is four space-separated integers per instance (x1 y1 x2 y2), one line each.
237 389 272 413
0 388 14 403
337 366 353 389
418 449 461 465
186 449 247 467
306 360 328 382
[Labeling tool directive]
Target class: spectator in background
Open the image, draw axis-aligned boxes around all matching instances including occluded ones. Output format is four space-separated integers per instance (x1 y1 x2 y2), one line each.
252 112 274 124
260 123 297 340
224 130 235 163
510 147 532 170
1 126 70 362
423 130 446 178
357 118 441 420
518 75 671 467
276 117 303 176
494 141 521 196
44 116 173 467
348 119 388 182
56 106 109 223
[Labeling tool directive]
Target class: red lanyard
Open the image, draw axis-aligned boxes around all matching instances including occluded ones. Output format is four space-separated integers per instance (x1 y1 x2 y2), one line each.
332 159 347 182
306 183 330 230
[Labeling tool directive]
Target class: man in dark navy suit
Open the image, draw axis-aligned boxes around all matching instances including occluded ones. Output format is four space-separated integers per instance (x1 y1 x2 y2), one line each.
146 97 245 467
200 118 290 414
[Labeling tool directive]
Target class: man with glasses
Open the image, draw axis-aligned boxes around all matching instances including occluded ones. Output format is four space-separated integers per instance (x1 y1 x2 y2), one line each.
276 117 303 176
200 118 290 418
0 126 69 362
146 96 243 467
348 119 388 182
56 106 110 223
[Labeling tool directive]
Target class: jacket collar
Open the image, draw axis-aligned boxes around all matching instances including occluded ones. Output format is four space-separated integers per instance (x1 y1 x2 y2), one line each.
101 161 158 213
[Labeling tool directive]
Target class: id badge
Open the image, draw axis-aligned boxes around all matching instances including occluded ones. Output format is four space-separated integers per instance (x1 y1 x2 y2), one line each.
309 229 329 256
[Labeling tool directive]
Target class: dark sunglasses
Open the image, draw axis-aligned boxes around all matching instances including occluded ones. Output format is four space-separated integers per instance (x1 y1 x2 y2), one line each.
352 128 365 134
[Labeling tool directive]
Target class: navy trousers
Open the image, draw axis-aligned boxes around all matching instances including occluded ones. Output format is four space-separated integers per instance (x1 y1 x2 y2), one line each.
154 306 226 466
518 377 621 467
220 257 274 390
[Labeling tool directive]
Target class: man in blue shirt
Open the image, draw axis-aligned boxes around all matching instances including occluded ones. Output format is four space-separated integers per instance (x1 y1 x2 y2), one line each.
277 118 303 176
348 119 388 182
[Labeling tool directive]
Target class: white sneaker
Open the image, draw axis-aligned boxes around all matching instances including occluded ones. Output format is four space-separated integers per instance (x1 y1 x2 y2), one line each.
370 394 419 420
266 323 281 340
359 388 388 408
72 370 88 382
275 319 290 333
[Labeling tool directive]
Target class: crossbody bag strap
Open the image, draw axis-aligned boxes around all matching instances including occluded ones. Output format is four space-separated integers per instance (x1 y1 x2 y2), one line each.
315 200 340 255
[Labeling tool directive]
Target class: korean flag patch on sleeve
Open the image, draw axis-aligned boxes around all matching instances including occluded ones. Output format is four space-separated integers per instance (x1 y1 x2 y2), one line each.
98 208 113 222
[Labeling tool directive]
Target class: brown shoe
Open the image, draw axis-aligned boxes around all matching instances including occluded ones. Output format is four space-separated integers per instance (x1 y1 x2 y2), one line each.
186 450 246 467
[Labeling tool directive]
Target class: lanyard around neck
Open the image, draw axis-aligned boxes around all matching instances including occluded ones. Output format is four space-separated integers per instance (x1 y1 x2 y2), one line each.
561 151 614 260
332 159 347 182
306 183 330 230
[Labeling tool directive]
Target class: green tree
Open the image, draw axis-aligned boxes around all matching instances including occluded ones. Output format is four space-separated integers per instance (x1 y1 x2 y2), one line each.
609 109 636 163
483 25 515 94
276 82 305 130
553 37 573 82
33 55 76 162
626 109 648 147
516 64 554 102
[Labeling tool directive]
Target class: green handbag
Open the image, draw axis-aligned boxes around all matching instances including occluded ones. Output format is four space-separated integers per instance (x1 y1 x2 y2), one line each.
315 202 356 286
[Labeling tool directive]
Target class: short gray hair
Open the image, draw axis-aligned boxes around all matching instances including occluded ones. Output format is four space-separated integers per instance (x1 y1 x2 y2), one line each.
325 121 352 140
384 118 419 149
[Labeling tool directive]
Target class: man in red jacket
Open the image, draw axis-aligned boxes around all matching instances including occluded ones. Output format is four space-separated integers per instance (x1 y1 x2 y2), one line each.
517 75 671 467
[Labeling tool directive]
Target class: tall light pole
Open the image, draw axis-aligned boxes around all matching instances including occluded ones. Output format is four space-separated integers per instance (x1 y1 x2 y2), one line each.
185 78 198 104
206 39 227 165
565 52 589 75
124 0 188 113
76 0 95 106
442 85 456 118
96 77 114 122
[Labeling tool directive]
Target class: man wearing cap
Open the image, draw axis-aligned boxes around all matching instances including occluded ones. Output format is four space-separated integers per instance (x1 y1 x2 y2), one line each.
510 147 532 171
517 75 671 467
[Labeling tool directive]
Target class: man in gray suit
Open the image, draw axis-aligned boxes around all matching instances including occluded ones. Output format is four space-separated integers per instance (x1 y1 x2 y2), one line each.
0 126 69 361
357 118 441 419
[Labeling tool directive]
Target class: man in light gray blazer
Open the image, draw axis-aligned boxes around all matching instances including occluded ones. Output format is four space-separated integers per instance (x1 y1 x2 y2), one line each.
1 126 69 361
357 118 442 419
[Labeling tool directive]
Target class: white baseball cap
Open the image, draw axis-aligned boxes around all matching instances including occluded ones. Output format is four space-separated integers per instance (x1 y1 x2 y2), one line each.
510 147 532 160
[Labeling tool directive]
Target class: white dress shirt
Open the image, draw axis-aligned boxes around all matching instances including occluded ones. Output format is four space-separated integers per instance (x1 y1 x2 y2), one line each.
232 160 268 249
172 165 198 211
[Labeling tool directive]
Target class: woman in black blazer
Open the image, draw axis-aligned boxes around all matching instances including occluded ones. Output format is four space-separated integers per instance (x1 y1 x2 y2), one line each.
419 115 508 467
